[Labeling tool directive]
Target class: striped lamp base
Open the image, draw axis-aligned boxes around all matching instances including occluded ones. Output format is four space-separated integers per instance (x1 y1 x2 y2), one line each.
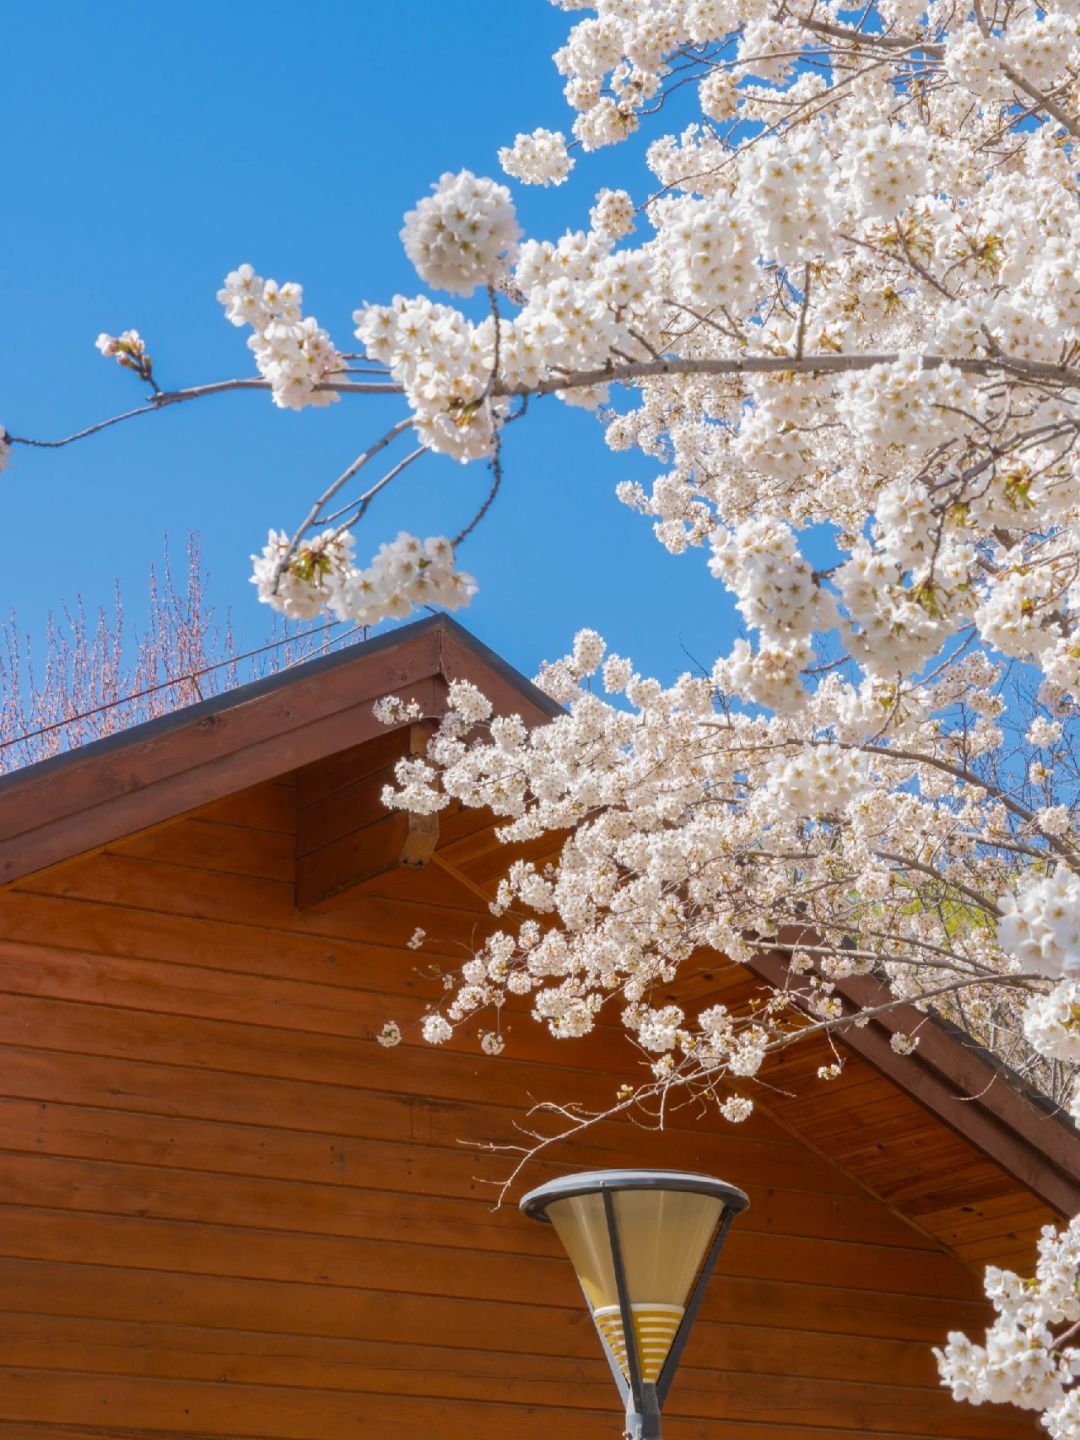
593 1302 683 1383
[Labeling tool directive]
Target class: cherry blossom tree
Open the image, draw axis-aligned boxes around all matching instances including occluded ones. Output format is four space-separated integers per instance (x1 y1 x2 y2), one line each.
6 0 1080 1428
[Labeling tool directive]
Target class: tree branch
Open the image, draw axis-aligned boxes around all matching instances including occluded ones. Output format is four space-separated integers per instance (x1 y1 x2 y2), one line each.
798 14 944 56
7 376 404 450
281 417 414 568
495 350 1080 398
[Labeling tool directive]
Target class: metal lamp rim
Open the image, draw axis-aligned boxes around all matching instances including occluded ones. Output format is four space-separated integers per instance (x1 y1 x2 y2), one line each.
519 1168 750 1223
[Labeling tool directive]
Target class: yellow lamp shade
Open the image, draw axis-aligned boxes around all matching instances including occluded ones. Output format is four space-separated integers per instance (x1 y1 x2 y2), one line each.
545 1185 725 1311
521 1170 749 1387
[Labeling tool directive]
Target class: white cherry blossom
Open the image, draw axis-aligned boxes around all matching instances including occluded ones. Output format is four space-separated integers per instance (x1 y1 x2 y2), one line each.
218 265 342 411
998 872 1080 980
401 170 522 297
499 128 573 186
251 529 475 627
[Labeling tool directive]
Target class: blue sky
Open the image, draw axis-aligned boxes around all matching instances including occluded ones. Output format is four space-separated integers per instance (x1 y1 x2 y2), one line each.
1 1 741 688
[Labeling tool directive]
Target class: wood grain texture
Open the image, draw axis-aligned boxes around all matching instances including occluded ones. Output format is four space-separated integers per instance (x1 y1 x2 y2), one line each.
0 628 1061 1437
295 721 440 912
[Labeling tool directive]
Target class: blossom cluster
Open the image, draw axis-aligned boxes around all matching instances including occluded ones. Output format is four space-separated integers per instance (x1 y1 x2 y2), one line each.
378 629 1072 1083
250 528 476 626
218 264 342 411
937 1219 1080 1435
401 170 521 298
355 177 664 452
589 188 635 239
998 872 1080 981
708 518 827 641
762 745 868 820
354 295 507 462
498 128 573 186
1022 982 1080 1068
95 329 155 385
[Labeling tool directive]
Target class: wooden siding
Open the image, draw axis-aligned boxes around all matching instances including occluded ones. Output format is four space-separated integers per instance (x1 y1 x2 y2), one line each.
0 771 1046 1439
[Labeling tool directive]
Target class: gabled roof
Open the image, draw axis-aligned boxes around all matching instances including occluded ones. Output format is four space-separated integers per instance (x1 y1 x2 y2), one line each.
0 615 558 891
2 615 1078 1246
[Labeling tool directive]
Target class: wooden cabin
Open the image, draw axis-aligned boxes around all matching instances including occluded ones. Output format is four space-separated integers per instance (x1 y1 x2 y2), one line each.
0 615 1076 1440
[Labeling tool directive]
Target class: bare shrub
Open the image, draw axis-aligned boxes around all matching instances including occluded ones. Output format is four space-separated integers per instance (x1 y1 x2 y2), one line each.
0 535 363 772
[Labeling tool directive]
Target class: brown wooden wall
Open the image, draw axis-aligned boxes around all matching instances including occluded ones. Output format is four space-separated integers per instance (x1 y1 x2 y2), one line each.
0 764 1045 1439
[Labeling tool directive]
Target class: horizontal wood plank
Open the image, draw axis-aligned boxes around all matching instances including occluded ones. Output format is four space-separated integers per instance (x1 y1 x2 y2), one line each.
114 820 294 883
0 1256 992 1347
192 779 297 834
0 1096 881 1209
0 1199 979 1301
0 1366 1035 1440
0 1309 945 1392
0 1147 942 1252
0 1347 1029 1440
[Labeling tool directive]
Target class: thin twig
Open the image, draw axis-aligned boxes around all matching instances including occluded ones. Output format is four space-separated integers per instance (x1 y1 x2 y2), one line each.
454 441 503 549
276 418 413 583
8 376 404 450
327 445 429 536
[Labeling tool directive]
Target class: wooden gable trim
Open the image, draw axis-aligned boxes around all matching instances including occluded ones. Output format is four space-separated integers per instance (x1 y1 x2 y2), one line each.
748 945 1080 1217
0 617 558 892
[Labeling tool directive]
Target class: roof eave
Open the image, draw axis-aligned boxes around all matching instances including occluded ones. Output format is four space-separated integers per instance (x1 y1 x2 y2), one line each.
748 945 1080 1217
0 615 558 889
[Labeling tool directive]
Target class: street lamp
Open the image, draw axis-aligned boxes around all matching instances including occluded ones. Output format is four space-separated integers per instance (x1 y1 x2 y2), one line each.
521 1169 749 1439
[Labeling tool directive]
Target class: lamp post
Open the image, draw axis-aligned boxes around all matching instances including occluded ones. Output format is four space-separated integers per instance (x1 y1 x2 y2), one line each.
521 1169 749 1439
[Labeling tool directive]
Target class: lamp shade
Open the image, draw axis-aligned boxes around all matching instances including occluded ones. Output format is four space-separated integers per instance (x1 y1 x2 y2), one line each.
521 1170 749 1386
